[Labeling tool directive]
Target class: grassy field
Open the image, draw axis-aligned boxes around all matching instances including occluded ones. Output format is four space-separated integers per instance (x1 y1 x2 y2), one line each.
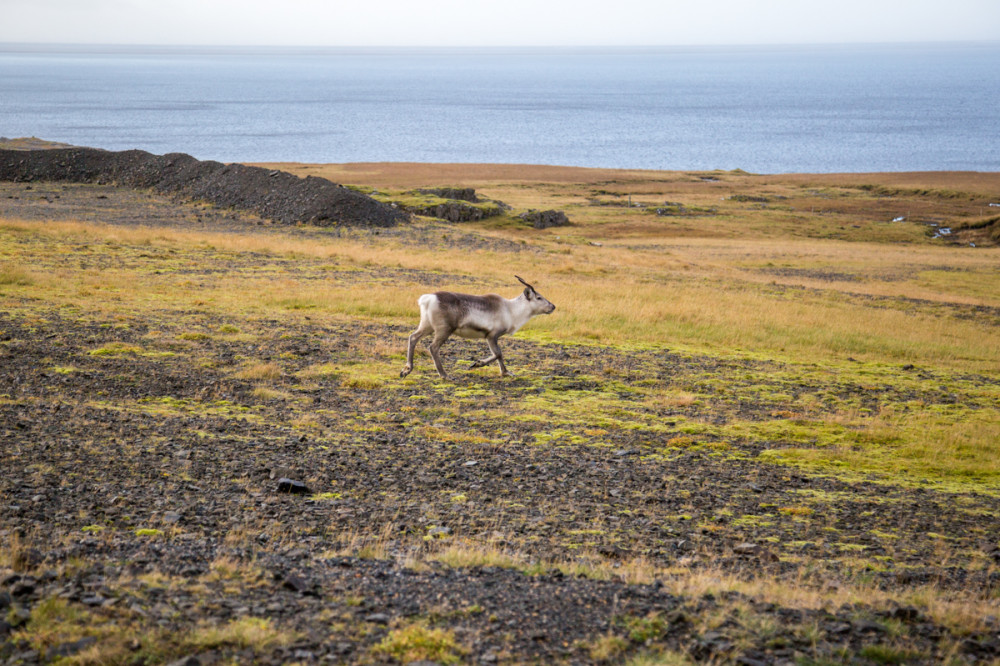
1 165 999 664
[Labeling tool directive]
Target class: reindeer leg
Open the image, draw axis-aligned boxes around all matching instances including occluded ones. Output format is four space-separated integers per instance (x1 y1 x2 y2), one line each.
469 334 510 376
428 326 454 379
469 332 503 370
400 321 433 377
469 347 498 369
488 335 512 377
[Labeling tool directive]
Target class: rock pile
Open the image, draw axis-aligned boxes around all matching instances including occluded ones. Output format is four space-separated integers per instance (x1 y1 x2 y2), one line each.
0 147 408 228
401 187 509 223
518 209 570 229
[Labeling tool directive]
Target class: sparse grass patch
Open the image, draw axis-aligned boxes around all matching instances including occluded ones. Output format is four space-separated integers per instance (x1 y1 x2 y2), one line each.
297 362 340 380
202 556 263 583
0 262 33 286
624 650 696 665
250 386 293 401
88 342 143 356
623 611 671 643
177 331 212 341
427 539 526 570
310 492 343 501
858 643 923 664
760 407 1000 489
0 533 32 572
588 633 629 661
372 621 465 664
187 616 297 651
234 361 283 381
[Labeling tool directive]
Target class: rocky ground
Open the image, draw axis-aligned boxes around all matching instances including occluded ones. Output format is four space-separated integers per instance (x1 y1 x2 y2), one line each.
1 183 999 664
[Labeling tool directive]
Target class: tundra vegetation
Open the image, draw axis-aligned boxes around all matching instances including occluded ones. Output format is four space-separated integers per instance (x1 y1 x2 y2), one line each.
1 161 999 664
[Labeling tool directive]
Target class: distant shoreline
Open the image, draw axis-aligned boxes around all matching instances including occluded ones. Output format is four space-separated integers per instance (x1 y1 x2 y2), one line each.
3 137 999 183
3 40 999 54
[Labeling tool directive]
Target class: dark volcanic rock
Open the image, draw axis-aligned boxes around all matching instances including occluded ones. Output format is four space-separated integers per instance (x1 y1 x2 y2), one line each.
276 478 311 494
0 147 408 228
417 187 479 202
518 209 570 229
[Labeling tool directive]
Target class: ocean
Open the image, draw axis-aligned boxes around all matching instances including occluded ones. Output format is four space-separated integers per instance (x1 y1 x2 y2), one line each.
1 42 998 173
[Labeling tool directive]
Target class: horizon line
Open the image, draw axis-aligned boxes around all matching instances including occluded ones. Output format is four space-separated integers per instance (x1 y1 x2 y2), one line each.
2 39 999 52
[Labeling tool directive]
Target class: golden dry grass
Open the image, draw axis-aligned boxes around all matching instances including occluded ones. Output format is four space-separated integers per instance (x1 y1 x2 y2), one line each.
4 215 997 372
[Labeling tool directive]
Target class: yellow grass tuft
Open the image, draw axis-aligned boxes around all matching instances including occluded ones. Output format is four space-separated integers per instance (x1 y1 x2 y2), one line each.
0 262 34 286
235 362 283 382
187 616 297 651
373 621 465 664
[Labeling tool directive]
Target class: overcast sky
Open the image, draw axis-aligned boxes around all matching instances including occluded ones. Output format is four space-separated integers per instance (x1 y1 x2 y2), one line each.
2 0 998 47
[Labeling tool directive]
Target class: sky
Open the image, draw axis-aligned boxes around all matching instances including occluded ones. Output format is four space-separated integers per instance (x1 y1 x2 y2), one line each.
1 0 998 47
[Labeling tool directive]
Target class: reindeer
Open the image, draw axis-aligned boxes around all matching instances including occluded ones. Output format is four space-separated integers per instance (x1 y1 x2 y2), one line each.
400 276 555 379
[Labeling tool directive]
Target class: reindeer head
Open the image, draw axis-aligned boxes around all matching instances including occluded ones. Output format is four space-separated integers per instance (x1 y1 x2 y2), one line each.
515 275 556 315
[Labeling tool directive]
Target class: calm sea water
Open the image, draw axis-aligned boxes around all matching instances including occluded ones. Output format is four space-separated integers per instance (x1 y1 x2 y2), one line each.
1 43 998 173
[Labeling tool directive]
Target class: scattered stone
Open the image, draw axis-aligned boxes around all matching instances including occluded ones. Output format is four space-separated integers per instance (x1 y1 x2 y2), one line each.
733 543 760 555
270 466 294 480
276 478 311 494
166 657 201 666
10 580 36 598
854 620 887 634
282 574 316 595
7 605 31 627
891 606 922 622
697 630 733 655
736 655 768 666
364 613 391 625
49 636 97 658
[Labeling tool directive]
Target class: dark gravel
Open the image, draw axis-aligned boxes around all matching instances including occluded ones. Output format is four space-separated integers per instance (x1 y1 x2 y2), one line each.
0 147 408 228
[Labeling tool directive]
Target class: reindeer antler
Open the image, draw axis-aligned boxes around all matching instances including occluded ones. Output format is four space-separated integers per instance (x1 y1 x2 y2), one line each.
514 275 535 291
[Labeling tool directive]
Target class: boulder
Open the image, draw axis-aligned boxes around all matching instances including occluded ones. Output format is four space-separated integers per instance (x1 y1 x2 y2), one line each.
518 209 570 229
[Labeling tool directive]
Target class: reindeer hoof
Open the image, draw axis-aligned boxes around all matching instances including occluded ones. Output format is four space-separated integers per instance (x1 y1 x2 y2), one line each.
400 367 411 378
